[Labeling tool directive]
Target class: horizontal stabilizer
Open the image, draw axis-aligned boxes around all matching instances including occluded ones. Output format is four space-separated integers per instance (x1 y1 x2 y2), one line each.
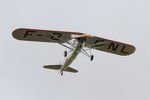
65 67 78 73
43 65 78 73
44 65 61 70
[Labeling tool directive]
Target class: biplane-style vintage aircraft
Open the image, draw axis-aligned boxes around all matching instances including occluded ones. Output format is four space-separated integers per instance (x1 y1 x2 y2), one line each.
12 28 135 75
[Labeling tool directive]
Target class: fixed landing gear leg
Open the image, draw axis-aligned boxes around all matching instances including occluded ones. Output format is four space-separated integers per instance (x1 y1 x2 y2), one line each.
89 46 94 61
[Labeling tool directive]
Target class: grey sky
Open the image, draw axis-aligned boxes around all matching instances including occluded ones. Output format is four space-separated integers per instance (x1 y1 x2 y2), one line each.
0 0 149 100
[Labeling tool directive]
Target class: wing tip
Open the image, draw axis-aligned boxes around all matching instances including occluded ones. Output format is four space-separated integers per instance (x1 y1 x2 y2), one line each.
12 28 23 40
121 45 136 56
12 30 18 40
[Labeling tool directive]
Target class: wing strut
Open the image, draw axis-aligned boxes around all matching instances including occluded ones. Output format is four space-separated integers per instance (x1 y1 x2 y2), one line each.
59 43 91 57
50 33 76 48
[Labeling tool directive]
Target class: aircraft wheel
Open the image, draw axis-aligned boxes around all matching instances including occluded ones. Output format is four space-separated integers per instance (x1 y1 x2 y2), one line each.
64 51 67 57
90 55 94 61
61 72 63 76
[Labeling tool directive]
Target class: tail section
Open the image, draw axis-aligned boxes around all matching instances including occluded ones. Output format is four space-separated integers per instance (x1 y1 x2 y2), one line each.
43 65 78 73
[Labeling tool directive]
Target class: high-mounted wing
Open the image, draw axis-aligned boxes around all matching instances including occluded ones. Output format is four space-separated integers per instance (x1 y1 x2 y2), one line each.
84 36 135 56
12 28 83 43
12 28 135 56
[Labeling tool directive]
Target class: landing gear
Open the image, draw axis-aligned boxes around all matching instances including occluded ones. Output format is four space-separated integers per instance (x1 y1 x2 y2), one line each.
90 55 94 61
64 51 67 57
61 72 63 76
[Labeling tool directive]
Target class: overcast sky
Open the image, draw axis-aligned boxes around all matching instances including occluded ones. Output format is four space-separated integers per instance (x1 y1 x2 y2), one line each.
0 0 149 100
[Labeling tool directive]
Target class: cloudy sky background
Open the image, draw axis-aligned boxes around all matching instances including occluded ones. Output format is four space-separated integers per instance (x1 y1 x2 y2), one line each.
0 0 149 100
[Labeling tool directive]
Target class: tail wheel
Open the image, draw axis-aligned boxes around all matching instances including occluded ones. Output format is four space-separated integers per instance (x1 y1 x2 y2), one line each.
90 55 94 61
64 51 67 57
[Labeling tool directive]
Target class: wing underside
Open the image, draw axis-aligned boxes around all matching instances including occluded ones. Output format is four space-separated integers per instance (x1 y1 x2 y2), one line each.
84 36 135 56
12 28 135 56
12 28 83 43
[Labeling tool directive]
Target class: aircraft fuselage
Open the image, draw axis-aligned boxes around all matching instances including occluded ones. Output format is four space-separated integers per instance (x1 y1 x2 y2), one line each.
60 39 83 74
